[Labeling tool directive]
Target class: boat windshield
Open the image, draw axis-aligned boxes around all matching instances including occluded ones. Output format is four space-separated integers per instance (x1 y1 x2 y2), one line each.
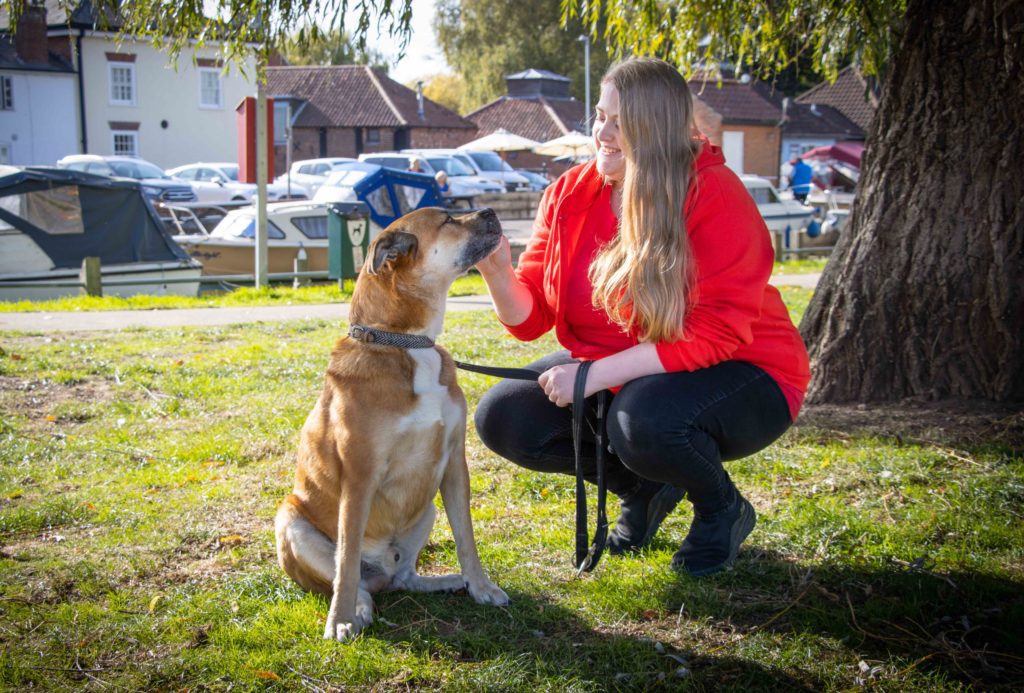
211 213 285 239
744 184 780 205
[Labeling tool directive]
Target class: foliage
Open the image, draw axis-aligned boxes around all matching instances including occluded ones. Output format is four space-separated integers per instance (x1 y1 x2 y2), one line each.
0 304 1022 689
562 0 907 83
2 0 415 74
419 72 466 114
277 24 389 69
434 0 616 113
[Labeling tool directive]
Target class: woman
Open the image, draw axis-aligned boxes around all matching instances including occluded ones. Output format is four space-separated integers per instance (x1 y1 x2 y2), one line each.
474 57 810 577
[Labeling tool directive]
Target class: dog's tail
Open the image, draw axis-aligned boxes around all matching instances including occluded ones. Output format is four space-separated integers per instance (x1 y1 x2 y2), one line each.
275 495 335 595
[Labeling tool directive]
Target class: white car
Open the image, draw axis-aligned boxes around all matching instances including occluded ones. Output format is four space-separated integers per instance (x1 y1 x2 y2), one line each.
166 162 307 204
357 152 504 198
273 157 357 195
403 148 531 192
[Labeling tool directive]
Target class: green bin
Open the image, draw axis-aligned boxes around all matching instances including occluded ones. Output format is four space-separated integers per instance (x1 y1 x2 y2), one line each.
327 202 371 284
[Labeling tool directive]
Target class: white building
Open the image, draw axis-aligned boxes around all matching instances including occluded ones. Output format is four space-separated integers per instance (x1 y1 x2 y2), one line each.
2 1 258 169
0 6 76 165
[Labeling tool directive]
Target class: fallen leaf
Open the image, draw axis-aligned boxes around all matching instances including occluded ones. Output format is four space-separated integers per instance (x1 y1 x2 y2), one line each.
149 594 162 613
219 535 244 546
254 671 280 681
46 415 56 422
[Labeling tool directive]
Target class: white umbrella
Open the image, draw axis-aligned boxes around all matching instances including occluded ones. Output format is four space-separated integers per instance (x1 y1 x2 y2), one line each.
533 131 595 158
458 128 540 153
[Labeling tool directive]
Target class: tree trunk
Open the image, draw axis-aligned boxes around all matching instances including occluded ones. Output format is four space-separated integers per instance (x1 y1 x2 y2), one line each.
800 0 1024 403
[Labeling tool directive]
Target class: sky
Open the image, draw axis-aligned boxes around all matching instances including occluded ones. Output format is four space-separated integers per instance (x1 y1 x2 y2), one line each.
351 0 450 85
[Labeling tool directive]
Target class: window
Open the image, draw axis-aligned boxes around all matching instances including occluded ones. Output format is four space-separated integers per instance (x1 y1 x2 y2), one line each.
0 143 9 164
199 68 222 108
0 76 13 111
292 215 328 239
366 128 381 145
108 64 135 105
112 131 138 157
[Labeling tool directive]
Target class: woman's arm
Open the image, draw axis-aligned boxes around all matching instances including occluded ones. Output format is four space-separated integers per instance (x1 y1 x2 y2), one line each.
538 343 665 407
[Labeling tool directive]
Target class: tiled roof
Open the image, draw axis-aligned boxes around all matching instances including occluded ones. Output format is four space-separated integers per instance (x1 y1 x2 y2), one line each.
0 34 73 72
795 66 878 131
688 78 781 124
266 65 476 130
466 96 586 142
783 102 864 139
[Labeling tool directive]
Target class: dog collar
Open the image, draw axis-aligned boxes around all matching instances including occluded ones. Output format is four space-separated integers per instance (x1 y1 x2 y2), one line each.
348 324 435 349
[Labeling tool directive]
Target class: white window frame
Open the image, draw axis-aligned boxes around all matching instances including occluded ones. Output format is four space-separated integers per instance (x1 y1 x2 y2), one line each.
0 76 13 111
198 68 222 109
108 63 136 106
111 130 138 157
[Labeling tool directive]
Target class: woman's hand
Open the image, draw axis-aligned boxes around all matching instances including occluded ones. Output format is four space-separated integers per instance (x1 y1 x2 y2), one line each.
538 362 582 407
474 234 513 278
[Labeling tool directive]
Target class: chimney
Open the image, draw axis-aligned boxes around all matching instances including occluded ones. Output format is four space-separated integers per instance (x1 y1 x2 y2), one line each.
416 81 425 121
15 1 48 66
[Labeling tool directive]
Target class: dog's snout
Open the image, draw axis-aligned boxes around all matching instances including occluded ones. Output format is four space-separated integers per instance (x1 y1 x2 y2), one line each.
477 208 497 222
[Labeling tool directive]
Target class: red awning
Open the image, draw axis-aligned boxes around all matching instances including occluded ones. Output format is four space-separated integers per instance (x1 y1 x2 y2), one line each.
801 142 864 168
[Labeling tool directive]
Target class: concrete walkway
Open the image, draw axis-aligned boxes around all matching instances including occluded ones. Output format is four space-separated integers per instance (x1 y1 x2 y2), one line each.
0 274 819 333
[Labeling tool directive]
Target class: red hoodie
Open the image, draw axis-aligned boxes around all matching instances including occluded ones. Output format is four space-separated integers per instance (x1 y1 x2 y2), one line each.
501 143 811 420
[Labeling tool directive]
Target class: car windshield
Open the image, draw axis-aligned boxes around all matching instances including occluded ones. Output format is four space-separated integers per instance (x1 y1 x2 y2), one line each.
220 165 240 181
467 151 505 172
426 157 474 177
108 160 168 180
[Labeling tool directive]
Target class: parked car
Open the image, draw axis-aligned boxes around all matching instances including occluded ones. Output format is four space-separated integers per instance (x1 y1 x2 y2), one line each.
357 152 503 198
273 157 357 195
403 148 531 192
515 169 551 192
166 162 307 204
56 154 197 205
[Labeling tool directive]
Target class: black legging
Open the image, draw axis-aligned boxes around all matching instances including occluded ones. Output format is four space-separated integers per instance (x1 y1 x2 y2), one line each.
474 351 793 516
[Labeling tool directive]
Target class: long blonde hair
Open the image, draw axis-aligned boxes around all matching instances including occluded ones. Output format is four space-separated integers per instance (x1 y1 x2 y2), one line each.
589 57 700 343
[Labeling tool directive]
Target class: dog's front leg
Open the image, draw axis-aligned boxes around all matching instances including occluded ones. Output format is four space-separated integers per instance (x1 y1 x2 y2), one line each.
324 472 376 641
439 433 509 606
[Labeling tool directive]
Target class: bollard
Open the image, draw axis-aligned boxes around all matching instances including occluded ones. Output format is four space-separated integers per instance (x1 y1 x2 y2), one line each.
80 256 102 297
293 244 309 289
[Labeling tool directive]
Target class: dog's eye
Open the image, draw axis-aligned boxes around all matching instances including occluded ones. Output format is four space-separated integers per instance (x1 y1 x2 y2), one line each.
444 215 454 225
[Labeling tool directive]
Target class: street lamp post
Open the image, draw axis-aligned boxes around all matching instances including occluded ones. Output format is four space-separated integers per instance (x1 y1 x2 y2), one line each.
577 34 591 127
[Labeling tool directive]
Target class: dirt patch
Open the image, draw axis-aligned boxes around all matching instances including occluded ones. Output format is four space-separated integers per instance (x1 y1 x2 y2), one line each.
795 399 1024 451
0 375 133 428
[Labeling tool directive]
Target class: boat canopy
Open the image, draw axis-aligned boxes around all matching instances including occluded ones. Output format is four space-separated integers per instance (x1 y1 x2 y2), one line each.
319 162 445 229
0 166 191 270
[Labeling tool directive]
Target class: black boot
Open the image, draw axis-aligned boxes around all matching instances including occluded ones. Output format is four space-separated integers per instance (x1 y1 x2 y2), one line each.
672 489 756 577
607 479 686 555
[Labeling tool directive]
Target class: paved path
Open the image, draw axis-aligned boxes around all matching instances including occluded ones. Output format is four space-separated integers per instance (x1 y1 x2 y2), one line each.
0 274 818 334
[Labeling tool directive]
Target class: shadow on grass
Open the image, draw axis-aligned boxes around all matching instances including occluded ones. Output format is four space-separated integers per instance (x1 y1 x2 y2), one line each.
361 586 818 691
654 547 1024 689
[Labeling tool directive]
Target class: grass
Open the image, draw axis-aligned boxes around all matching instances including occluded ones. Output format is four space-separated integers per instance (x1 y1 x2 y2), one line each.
1 290 1020 691
0 258 823 313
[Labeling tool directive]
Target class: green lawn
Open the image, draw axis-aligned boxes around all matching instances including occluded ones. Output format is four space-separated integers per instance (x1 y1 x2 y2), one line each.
0 292 1020 690
0 258 825 314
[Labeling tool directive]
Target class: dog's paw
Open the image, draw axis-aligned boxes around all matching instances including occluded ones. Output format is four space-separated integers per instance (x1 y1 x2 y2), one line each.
323 610 372 642
466 579 509 606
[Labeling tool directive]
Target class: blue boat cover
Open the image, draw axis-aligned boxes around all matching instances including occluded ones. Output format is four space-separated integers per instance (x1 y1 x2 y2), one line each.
331 162 445 229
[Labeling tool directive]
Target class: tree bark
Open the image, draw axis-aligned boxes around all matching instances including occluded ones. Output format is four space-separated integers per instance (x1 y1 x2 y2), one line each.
800 0 1024 403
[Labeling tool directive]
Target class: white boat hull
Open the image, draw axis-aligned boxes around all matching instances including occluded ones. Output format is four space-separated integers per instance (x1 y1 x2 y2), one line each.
0 261 202 302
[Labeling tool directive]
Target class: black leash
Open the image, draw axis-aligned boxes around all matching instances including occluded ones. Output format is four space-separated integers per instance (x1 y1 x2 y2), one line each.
455 359 609 574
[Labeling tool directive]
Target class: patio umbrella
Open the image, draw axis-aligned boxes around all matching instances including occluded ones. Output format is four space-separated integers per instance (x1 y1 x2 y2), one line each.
533 131 595 158
457 128 540 153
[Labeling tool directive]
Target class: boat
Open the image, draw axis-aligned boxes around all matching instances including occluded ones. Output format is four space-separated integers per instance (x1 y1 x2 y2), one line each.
170 163 448 277
0 166 202 301
740 175 817 250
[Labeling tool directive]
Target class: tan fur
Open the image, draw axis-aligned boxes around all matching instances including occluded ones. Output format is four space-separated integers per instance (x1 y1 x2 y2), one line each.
275 207 508 642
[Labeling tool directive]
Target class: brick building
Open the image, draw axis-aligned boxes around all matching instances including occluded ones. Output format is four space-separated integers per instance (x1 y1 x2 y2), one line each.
689 77 783 182
465 69 587 175
267 65 477 175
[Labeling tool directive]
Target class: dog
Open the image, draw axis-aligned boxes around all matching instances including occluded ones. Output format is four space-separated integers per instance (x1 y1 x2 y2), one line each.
275 207 509 642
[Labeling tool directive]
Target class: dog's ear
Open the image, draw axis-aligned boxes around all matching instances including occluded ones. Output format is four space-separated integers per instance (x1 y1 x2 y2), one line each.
367 230 418 275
